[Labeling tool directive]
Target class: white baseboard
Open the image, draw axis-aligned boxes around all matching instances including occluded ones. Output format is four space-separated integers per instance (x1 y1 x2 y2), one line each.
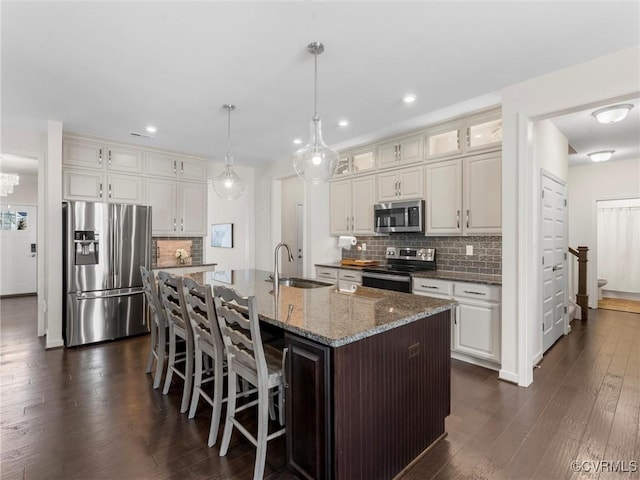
451 352 500 371
499 368 519 384
45 338 64 349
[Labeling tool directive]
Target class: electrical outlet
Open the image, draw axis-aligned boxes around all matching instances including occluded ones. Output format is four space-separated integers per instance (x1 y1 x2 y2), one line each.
466 245 474 256
408 343 420 358
361 243 367 251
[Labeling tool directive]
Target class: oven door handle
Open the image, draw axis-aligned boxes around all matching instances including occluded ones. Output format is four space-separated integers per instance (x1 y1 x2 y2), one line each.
362 272 411 283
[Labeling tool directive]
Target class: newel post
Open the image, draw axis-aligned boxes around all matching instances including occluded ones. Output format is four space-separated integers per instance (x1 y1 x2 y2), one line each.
577 246 589 320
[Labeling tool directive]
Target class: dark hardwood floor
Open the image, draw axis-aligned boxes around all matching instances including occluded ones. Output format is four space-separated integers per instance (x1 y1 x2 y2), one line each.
1 296 638 479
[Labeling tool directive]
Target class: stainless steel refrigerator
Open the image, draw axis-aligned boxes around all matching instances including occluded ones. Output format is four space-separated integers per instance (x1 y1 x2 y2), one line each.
63 201 151 347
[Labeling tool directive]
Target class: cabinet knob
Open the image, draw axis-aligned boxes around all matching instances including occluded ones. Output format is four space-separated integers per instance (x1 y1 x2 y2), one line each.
108 150 112 165
466 210 470 229
457 210 460 229
99 183 103 198
98 148 103 164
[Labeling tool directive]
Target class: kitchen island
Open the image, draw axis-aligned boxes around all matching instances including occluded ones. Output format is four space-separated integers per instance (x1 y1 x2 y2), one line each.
195 269 455 480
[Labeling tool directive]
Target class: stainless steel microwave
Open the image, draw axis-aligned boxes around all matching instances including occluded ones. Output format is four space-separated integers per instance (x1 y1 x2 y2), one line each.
374 199 425 233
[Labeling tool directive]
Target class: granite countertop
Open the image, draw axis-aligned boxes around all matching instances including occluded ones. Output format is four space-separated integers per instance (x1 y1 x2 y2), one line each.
314 262 368 271
412 270 502 286
190 269 455 348
153 263 217 274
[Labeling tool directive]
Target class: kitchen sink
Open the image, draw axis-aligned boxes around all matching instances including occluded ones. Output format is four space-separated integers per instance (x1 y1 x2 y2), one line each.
267 277 333 289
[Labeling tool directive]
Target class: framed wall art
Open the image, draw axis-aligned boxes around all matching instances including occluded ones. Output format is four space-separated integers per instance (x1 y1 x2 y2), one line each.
211 223 233 248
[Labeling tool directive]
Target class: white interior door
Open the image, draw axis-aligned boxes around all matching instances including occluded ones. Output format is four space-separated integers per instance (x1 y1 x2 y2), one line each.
541 173 567 352
1 205 38 295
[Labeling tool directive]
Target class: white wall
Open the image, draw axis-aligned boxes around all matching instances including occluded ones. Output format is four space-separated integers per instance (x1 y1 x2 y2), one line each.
0 174 38 205
501 45 640 386
1 125 49 337
530 119 569 363
205 163 255 271
280 176 304 277
568 157 640 306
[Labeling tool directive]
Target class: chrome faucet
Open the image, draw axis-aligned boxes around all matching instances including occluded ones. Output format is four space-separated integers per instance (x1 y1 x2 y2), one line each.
273 242 294 289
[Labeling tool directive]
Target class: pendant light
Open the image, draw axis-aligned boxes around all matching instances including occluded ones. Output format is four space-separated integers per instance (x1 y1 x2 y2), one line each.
212 104 246 200
292 42 339 184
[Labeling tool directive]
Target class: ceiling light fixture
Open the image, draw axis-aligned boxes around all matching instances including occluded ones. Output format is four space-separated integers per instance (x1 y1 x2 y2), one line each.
292 42 339 184
588 150 615 162
145 126 157 134
338 120 349 127
403 94 416 104
293 138 302 145
0 172 20 197
212 104 246 200
591 104 634 124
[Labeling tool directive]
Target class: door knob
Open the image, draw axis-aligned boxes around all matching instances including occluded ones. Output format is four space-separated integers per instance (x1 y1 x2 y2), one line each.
552 264 563 272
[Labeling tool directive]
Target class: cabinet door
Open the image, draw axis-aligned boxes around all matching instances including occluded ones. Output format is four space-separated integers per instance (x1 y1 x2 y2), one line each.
466 117 502 153
453 300 500 362
376 171 399 201
63 139 104 169
105 146 143 174
397 166 424 200
106 175 145 204
180 182 207 236
351 149 375 174
377 142 399 168
425 159 462 234
330 180 351 235
334 153 351 177
144 152 178 178
351 176 375 234
63 170 104 201
285 334 331 480
179 158 207 181
147 179 178 235
463 154 501 234
398 135 422 164
425 126 462 161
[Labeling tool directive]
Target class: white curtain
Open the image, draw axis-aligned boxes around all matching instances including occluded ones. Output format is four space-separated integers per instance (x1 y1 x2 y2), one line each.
597 204 640 293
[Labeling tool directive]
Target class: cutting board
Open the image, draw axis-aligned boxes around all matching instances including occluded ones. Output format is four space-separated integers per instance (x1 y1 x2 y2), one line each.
340 259 379 267
157 240 193 267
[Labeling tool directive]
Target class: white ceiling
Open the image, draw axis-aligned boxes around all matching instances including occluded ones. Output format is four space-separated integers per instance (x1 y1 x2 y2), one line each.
551 98 640 167
2 1 639 170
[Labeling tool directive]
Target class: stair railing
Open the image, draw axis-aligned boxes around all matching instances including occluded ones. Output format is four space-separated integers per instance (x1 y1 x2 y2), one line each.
568 246 589 320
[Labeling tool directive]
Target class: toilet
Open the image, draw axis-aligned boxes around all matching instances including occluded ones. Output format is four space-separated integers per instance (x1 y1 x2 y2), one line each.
597 278 608 300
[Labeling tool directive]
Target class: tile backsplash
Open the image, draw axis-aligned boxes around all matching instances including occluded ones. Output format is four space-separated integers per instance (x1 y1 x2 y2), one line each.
152 237 203 268
342 234 502 275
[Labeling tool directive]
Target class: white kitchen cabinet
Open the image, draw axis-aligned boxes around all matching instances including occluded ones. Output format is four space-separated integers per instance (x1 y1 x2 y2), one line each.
63 138 142 174
413 278 501 369
144 152 207 181
334 147 376 177
329 176 375 236
463 153 501 234
147 180 206 236
315 267 338 284
425 110 501 162
453 282 501 363
377 134 422 168
425 152 501 235
63 170 145 204
376 166 423 201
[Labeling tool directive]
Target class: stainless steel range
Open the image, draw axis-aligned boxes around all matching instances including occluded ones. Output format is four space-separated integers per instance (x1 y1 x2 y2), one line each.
362 247 436 293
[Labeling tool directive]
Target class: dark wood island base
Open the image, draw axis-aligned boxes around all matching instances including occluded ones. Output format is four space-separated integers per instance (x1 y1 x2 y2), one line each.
285 309 451 480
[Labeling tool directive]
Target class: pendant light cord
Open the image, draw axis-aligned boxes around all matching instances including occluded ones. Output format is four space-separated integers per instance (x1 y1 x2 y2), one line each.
226 106 232 157
313 51 318 118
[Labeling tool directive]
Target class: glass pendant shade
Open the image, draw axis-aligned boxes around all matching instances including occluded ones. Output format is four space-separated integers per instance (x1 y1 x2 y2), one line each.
293 41 338 184
293 114 339 184
212 153 246 200
212 104 246 200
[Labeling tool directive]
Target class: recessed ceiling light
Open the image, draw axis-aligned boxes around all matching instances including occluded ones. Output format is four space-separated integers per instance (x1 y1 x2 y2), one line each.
145 125 157 134
591 104 633 124
338 120 349 127
403 94 416 104
588 150 615 162
293 138 302 145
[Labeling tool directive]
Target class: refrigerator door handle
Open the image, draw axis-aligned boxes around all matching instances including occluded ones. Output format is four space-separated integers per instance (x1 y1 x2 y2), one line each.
76 289 144 300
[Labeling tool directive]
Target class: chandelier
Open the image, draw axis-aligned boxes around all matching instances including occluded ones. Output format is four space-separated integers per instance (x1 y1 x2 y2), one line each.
0 173 20 197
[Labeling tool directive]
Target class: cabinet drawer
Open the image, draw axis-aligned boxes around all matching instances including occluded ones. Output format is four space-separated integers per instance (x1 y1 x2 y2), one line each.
338 269 362 283
453 282 500 302
316 267 338 282
412 278 453 297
